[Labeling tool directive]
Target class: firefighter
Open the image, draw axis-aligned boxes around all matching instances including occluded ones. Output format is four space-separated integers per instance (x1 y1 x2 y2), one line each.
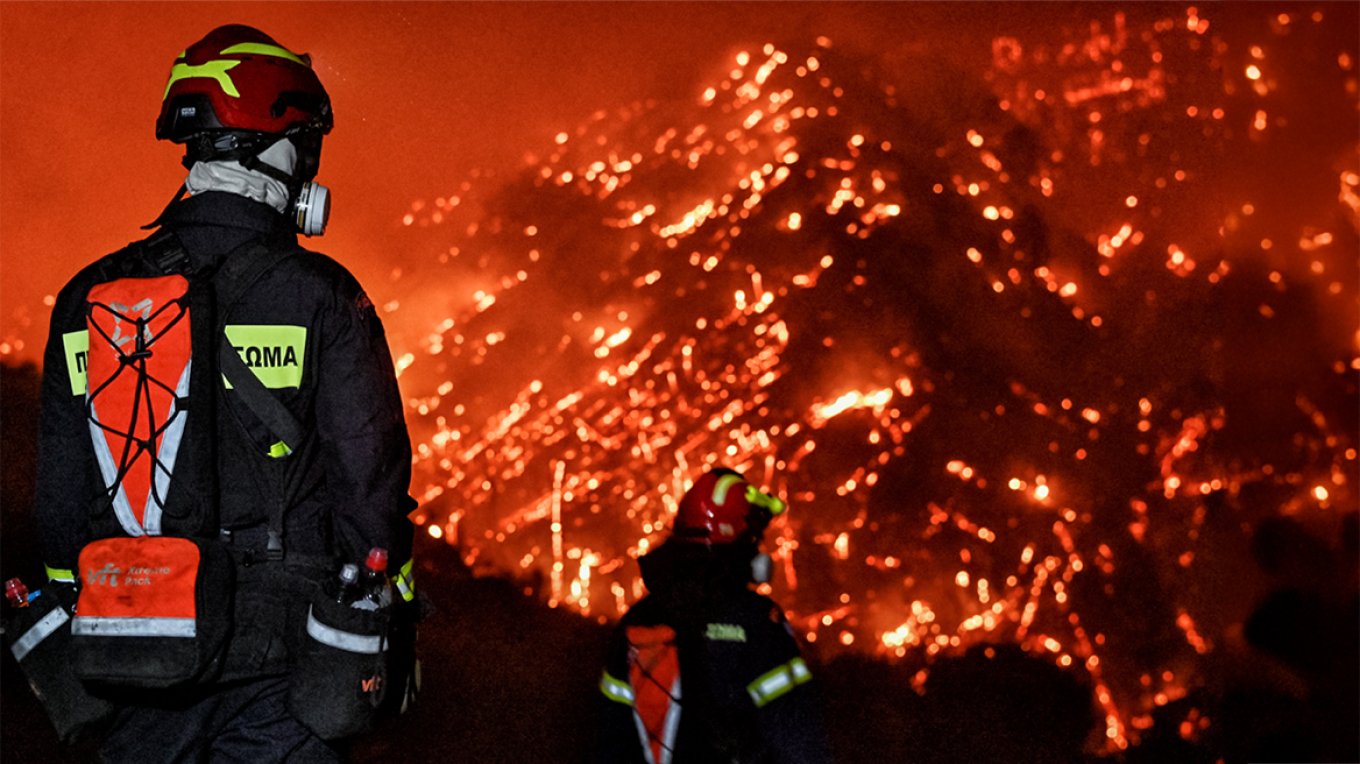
31 25 417 762
595 468 833 764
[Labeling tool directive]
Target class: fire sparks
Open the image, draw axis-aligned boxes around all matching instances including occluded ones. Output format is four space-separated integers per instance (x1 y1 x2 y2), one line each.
368 7 1357 758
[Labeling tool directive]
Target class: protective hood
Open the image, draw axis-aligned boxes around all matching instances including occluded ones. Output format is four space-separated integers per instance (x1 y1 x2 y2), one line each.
638 538 758 595
184 137 297 213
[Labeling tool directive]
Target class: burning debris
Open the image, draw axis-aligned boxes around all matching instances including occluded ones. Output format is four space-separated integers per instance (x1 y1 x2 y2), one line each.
370 7 1354 756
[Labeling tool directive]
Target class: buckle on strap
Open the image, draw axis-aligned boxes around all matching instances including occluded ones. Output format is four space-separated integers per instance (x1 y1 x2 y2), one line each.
266 530 285 562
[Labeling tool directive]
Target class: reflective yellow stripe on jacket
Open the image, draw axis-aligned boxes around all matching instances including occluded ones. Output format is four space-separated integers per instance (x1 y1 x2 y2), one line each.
746 657 812 707
393 557 416 603
600 670 635 706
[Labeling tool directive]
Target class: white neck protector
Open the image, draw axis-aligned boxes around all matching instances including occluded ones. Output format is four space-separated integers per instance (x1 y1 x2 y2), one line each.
184 138 297 213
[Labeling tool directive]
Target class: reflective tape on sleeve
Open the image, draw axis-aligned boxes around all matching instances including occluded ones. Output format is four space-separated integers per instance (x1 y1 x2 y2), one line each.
10 606 70 662
72 615 196 638
747 657 813 707
600 670 635 706
305 606 385 654
394 558 416 603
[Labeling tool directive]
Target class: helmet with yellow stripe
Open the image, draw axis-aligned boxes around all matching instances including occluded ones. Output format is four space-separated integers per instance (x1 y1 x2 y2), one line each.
674 468 787 545
156 25 332 145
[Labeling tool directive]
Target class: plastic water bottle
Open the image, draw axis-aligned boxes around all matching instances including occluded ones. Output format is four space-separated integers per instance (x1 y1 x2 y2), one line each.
355 547 393 611
4 578 28 608
332 564 360 605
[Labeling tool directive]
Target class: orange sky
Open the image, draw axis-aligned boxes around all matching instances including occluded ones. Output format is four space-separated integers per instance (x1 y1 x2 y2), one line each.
6 3 1353 369
1 1 1044 366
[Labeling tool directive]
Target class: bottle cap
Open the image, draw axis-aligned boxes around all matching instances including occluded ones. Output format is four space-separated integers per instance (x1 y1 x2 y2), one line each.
339 563 360 585
364 547 388 573
5 577 28 606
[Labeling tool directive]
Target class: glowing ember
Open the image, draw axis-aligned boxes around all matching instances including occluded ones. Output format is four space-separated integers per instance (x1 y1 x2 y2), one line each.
372 8 1354 757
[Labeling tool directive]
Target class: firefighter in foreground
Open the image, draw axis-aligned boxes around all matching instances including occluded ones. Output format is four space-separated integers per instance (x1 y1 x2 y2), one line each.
595 468 833 764
27 25 417 762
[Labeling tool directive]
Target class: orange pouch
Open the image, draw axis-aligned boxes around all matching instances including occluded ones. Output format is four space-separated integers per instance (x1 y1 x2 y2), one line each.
72 536 233 688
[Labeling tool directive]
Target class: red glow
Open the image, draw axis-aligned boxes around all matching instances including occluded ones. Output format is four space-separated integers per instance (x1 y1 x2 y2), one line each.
3 5 1357 760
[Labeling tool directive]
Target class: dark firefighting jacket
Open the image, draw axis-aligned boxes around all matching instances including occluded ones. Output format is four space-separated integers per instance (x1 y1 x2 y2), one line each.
32 191 416 679
595 541 833 764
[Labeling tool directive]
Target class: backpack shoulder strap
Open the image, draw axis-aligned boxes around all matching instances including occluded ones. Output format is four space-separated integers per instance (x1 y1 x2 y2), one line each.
212 240 306 560
218 341 303 457
139 228 192 275
213 241 307 456
214 240 303 308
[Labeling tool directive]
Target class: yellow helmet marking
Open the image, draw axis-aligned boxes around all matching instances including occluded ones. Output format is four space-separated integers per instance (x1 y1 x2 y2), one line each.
746 485 787 515
163 60 241 99
220 42 310 67
712 474 746 505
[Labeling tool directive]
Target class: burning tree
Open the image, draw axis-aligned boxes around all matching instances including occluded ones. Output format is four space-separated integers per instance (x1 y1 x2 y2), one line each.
384 7 1356 755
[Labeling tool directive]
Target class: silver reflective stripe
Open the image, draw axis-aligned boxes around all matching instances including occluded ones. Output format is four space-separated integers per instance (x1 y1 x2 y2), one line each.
748 656 813 707
622 668 680 755
10 606 70 662
657 674 682 764
88 400 145 537
626 673 681 764
632 712 657 764
600 671 635 705
759 668 792 696
394 561 415 603
144 359 192 536
305 606 385 654
72 615 196 638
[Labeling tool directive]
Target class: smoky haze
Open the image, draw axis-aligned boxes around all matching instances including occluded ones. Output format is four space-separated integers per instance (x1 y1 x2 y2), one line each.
2 4 1357 761
1 1 1053 363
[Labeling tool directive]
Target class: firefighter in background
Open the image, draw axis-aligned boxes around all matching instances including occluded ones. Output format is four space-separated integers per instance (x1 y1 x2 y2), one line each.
31 25 417 761
595 468 833 764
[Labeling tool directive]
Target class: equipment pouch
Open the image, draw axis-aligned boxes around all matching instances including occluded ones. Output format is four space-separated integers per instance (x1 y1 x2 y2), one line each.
4 584 116 743
288 587 388 739
71 535 233 688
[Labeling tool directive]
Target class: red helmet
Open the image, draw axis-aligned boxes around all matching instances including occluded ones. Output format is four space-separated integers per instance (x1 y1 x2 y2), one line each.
674 468 787 544
156 25 332 142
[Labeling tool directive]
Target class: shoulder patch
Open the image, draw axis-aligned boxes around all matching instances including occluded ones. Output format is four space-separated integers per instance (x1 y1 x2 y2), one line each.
705 622 747 642
63 330 90 396
222 325 307 389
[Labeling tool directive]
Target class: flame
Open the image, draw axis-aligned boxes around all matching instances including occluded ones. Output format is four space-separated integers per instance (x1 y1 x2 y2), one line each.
369 9 1357 758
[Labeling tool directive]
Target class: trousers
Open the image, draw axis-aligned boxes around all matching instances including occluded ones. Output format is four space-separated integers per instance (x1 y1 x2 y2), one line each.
98 676 341 764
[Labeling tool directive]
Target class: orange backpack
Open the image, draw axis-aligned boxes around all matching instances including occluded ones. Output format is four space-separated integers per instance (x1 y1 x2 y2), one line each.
69 233 235 688
627 624 683 764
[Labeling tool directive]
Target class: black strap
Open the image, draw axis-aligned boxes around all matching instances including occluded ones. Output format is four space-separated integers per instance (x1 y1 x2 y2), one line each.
214 241 306 560
215 240 299 308
218 341 303 453
215 242 305 457
138 228 191 273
